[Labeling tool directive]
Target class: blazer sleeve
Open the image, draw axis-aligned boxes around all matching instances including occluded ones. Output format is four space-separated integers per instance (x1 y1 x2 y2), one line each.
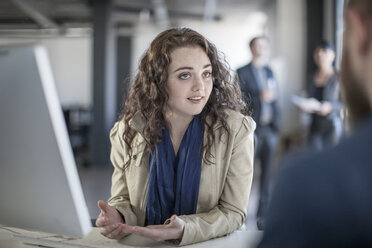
107 122 138 227
177 116 256 246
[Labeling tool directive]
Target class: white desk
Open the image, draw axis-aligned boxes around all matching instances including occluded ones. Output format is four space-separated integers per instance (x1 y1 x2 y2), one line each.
0 226 262 248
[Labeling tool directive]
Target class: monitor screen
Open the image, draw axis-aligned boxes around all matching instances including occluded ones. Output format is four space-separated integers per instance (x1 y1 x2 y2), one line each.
0 45 92 238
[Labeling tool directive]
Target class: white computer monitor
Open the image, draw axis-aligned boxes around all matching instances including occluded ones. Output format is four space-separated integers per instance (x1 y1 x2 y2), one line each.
0 44 92 238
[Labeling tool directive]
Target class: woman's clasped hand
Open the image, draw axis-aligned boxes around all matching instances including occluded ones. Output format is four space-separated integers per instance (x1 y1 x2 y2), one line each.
96 200 185 241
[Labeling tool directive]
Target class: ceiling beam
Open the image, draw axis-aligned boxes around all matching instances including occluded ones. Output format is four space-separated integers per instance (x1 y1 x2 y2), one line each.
12 0 59 29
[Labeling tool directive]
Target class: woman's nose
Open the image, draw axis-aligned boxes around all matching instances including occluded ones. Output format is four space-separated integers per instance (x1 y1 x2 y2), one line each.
192 76 204 92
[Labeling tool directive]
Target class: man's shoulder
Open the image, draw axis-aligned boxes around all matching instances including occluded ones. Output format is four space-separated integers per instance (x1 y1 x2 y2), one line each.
237 63 252 73
260 119 372 248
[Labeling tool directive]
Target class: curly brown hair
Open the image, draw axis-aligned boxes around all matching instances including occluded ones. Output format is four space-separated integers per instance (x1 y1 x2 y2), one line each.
120 27 247 165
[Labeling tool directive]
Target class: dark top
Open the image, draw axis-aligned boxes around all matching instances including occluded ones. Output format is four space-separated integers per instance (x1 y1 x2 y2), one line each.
313 86 324 102
307 73 343 121
258 115 372 248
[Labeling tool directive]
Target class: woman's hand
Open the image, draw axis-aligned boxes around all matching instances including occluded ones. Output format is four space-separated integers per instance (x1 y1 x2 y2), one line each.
316 101 333 116
125 215 185 242
96 202 184 242
96 200 128 240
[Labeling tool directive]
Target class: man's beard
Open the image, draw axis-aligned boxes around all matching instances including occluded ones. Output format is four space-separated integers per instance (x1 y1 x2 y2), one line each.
340 47 371 127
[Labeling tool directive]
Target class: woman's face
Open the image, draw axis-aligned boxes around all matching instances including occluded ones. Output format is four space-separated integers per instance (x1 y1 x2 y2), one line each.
314 48 335 68
164 46 213 119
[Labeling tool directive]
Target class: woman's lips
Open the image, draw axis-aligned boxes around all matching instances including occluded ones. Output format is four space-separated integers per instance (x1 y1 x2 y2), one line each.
187 96 203 103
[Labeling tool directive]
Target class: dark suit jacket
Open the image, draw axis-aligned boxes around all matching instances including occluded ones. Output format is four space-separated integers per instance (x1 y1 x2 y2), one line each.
237 62 280 132
258 115 372 247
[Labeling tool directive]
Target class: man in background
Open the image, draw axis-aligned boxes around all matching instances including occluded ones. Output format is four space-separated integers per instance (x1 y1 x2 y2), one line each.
259 0 372 246
237 36 280 229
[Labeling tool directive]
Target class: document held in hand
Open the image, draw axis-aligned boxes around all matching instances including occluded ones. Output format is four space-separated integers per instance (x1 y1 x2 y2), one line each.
291 95 321 113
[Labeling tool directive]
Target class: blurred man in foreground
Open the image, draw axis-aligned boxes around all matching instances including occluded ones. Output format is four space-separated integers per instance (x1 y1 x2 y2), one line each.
259 0 372 246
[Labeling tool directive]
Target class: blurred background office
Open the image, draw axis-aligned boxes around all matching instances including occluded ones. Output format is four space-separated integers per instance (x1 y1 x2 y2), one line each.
0 0 345 230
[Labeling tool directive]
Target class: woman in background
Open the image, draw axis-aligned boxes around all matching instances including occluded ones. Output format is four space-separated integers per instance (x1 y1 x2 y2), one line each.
304 40 343 150
95 27 255 245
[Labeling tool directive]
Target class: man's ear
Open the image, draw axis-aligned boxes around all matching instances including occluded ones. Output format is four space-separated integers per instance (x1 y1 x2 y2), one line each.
346 8 371 56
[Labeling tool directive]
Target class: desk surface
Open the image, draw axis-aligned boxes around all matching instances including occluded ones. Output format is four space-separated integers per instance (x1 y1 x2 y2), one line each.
0 226 262 248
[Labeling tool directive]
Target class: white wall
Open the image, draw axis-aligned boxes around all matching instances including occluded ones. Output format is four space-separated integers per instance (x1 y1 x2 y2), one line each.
43 38 92 108
131 9 270 75
0 37 92 108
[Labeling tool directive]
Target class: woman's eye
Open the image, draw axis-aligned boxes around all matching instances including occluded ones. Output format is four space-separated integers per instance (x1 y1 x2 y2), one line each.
178 73 190 80
203 71 211 78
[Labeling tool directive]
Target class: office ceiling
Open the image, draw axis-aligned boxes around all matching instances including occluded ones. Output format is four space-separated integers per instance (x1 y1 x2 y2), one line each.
0 0 270 36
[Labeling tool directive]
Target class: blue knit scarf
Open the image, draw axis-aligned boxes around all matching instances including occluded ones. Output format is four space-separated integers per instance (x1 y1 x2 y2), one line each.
145 115 203 225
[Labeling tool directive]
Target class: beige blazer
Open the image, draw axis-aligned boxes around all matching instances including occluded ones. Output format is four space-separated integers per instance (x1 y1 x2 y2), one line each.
108 109 256 246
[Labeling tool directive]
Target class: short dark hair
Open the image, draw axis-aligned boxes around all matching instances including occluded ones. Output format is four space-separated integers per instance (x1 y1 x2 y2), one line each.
315 39 335 52
249 36 269 48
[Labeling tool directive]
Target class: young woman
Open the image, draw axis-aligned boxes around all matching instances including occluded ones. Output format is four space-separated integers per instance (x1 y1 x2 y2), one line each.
95 27 256 245
304 40 343 150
